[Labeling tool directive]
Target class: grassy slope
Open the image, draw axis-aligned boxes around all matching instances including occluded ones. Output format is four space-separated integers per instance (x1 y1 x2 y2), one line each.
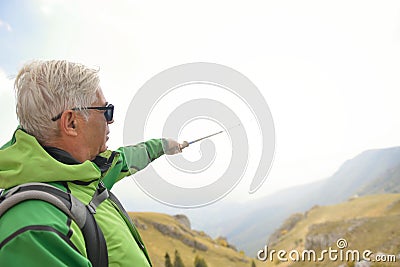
269 194 400 267
128 212 262 267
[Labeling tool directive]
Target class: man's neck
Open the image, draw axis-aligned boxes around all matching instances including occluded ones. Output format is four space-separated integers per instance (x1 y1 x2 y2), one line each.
42 146 81 165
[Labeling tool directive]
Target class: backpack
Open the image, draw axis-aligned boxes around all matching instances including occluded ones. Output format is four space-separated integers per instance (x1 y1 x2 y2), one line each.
0 182 109 267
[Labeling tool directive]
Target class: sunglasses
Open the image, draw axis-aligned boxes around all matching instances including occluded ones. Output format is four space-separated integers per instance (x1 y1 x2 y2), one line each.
51 104 114 122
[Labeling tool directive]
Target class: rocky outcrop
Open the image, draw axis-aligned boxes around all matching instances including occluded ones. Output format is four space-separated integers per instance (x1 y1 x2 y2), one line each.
173 214 191 229
268 213 305 245
132 217 147 230
305 232 341 250
305 218 368 250
148 214 240 253
151 221 208 251
215 236 238 251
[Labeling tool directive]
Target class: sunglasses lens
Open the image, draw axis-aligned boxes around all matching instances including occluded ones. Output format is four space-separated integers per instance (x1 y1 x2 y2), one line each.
104 104 114 121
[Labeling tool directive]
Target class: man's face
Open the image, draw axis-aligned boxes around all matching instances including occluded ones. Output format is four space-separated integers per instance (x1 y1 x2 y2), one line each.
79 89 113 160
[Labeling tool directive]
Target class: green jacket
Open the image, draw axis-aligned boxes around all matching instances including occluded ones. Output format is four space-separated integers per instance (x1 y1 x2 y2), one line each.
0 129 165 266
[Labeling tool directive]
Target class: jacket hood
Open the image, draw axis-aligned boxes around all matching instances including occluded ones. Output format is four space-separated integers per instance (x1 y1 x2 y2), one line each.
0 129 101 189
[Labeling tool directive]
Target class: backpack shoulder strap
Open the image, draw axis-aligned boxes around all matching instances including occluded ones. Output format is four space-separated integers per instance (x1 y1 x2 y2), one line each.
0 182 108 267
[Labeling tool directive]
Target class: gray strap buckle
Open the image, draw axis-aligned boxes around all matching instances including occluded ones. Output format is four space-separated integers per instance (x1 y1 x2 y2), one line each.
87 184 109 214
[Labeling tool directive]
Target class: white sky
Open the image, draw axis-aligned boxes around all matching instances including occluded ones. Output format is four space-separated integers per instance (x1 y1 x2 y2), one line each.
1 0 400 205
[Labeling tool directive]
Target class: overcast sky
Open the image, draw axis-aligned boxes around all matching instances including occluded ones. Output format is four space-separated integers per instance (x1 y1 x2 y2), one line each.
1 0 400 209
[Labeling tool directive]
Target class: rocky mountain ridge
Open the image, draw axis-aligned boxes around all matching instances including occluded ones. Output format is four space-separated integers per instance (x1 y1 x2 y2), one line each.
266 194 400 267
129 212 259 267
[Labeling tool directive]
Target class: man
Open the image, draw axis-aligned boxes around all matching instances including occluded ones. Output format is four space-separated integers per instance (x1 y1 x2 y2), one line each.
0 60 184 266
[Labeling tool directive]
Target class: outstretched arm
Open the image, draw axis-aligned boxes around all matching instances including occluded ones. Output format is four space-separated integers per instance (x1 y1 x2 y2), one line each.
101 138 185 189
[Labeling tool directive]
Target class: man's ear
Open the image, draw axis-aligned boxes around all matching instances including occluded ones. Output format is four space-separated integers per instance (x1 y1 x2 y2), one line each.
60 110 78 137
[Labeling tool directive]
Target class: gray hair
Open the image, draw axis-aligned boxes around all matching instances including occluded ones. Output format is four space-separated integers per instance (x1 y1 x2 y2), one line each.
14 60 100 143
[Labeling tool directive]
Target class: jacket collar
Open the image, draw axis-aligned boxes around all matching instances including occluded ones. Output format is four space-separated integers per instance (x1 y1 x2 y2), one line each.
43 146 115 174
43 146 81 165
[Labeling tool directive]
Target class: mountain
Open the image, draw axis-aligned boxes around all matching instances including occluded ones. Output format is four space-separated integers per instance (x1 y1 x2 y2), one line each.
265 193 400 266
122 146 400 258
357 161 400 196
216 147 400 255
128 212 260 267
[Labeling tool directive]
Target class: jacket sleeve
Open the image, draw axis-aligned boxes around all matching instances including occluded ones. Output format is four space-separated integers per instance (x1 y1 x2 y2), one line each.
101 138 166 190
120 139 164 172
0 229 91 267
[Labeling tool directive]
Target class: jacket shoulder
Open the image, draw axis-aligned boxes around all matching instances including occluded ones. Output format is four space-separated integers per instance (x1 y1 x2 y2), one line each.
0 199 87 263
